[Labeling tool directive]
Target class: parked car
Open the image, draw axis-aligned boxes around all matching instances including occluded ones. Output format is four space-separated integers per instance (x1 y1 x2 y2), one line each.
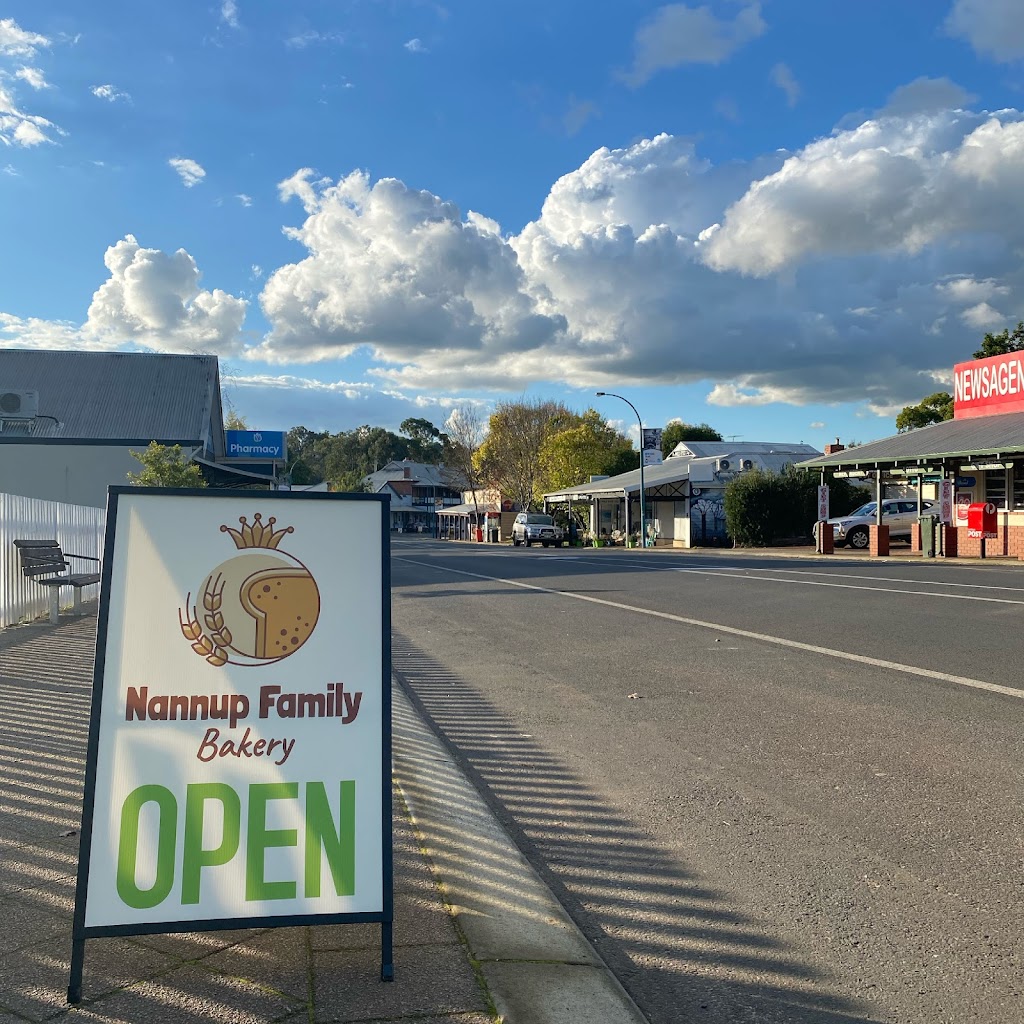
818 499 935 549
511 513 565 547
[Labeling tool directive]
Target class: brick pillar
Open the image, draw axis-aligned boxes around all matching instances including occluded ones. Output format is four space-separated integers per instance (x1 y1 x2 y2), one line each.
869 524 889 556
943 525 958 557
910 523 921 553
818 522 834 555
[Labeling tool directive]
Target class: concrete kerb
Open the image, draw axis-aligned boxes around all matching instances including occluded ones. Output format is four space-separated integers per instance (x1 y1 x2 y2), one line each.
391 679 650 1024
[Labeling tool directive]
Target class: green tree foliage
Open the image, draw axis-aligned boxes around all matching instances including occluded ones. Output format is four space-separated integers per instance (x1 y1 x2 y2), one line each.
661 420 723 456
724 468 862 546
127 442 207 488
283 419 446 490
895 392 953 432
537 409 635 495
973 321 1024 359
399 417 447 462
475 398 573 510
223 401 248 430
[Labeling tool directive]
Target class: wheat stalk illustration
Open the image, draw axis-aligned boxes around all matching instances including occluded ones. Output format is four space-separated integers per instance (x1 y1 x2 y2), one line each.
178 576 230 667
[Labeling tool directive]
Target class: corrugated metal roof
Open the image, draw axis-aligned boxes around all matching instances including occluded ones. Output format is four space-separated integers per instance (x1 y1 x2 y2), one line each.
0 350 222 445
544 443 823 500
366 461 455 490
797 412 1024 468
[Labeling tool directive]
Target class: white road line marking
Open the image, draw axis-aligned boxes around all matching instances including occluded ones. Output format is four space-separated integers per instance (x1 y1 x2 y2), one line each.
599 559 1024 605
743 567 1024 593
395 557 1024 701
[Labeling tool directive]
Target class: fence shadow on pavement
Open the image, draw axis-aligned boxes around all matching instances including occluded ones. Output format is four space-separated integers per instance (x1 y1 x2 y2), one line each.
392 629 878 1024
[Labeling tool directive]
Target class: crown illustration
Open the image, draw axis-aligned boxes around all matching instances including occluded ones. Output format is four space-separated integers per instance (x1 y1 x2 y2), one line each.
220 513 295 550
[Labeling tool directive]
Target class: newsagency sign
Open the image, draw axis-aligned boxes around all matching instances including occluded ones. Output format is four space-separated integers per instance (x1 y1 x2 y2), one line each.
69 487 392 1002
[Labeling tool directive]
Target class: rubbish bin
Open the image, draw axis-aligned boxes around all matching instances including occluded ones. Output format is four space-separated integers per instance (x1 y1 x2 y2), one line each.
488 526 499 543
920 514 937 558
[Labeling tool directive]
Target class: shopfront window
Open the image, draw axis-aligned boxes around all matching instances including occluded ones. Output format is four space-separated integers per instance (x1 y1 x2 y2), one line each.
1014 470 1024 510
985 469 1008 509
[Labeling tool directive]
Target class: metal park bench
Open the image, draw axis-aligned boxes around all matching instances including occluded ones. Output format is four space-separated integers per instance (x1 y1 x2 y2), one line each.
13 540 102 624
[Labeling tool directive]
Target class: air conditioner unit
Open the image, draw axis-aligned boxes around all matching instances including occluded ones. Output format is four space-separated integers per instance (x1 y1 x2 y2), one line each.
0 390 39 420
740 459 755 471
716 458 732 472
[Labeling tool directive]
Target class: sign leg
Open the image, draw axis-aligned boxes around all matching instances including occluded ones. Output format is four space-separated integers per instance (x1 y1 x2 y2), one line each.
381 921 394 981
68 937 85 1004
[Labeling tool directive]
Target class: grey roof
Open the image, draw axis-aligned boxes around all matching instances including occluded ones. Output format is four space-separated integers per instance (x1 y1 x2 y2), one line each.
544 442 823 500
544 458 696 500
365 460 460 491
669 440 819 459
0 350 224 450
436 501 500 516
797 412 1024 469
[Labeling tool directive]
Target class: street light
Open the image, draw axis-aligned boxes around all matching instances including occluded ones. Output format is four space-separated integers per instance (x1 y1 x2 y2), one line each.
596 391 646 547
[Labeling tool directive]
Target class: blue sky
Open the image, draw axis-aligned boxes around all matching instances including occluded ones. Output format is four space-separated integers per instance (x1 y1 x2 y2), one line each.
2 0 1024 450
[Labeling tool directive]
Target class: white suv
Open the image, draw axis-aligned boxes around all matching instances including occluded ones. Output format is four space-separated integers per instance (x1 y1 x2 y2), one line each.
511 513 565 547
819 499 935 549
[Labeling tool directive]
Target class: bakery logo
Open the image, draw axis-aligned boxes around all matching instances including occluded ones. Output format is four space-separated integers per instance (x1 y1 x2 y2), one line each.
178 514 320 668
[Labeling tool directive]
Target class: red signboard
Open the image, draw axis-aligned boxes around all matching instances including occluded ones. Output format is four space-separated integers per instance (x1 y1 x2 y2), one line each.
967 502 998 539
953 351 1024 419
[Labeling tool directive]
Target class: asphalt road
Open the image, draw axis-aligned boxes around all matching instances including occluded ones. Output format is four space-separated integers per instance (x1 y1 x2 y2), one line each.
390 538 1024 1024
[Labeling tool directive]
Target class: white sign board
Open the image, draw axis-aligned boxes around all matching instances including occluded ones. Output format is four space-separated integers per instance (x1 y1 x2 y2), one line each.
642 447 664 467
939 479 954 524
70 489 391 999
817 484 829 522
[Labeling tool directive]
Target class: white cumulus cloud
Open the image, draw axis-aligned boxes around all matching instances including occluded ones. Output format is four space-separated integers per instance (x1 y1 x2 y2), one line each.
14 66 50 90
404 38 427 53
701 110 1024 276
83 235 246 353
945 0 1024 62
622 3 766 86
169 157 206 187
0 83 59 146
1 237 247 357
91 83 131 102
0 18 49 58
254 168 566 372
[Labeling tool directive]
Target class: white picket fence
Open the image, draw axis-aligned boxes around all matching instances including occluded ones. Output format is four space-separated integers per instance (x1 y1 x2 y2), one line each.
0 492 106 627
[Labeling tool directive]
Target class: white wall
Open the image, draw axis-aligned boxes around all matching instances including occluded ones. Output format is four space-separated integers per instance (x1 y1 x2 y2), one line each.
0 492 106 626
0 444 141 508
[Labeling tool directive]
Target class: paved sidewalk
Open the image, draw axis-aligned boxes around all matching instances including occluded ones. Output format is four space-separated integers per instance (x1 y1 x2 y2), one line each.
0 612 649 1024
0 613 494 1024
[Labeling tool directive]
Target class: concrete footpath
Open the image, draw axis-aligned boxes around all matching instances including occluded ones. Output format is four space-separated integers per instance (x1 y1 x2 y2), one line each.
0 612 647 1024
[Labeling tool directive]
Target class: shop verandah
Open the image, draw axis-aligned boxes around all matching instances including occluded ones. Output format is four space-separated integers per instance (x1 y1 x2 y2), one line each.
798 409 1024 559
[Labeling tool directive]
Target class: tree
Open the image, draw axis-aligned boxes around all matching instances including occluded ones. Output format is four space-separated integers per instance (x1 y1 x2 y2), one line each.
127 442 207 488
399 417 447 463
445 405 486 528
475 398 573 510
723 467 862 546
895 392 953 432
224 399 248 430
537 409 635 494
973 321 1024 359
661 421 723 457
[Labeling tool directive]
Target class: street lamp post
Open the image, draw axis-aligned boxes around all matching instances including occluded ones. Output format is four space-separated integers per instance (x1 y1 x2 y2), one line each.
596 391 646 547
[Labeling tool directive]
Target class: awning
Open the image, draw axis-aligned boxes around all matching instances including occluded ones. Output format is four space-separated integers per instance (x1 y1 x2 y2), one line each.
797 410 1024 471
544 459 692 502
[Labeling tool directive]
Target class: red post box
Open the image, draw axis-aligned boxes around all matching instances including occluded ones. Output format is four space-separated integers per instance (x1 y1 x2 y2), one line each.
967 502 998 540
